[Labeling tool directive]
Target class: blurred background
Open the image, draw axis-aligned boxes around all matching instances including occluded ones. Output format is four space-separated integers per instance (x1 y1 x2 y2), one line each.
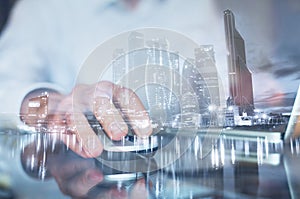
0 0 16 34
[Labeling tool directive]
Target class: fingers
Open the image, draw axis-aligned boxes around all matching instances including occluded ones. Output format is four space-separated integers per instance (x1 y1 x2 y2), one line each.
45 81 152 158
60 132 102 159
57 168 103 198
94 96 128 141
59 112 103 158
112 85 153 138
50 98 103 158
93 81 152 139
71 112 104 157
49 151 97 179
130 178 149 199
93 81 152 138
52 159 103 198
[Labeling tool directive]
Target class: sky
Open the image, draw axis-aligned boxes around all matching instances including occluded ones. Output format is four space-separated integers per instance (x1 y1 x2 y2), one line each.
214 0 300 113
1 0 299 114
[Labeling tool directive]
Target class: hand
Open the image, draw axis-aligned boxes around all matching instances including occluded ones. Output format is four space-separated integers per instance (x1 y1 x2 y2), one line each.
20 81 153 158
21 140 151 199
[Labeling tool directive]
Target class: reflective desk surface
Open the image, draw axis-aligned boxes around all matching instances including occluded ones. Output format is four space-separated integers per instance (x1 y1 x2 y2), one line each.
0 128 299 199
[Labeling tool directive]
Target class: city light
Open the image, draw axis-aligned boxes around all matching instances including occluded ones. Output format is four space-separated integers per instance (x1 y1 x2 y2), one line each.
208 104 217 112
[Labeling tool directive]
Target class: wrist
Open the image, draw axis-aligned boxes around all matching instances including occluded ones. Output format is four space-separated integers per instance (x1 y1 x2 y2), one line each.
20 88 63 126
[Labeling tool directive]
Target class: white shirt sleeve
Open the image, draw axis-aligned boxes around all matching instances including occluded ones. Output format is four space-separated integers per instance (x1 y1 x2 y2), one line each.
0 0 68 129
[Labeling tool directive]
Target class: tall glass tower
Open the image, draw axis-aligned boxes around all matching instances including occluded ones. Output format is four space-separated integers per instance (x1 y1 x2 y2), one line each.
112 48 126 85
224 9 254 115
195 45 220 107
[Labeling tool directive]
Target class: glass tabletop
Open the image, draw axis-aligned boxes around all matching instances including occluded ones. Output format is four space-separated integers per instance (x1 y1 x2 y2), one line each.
0 128 299 199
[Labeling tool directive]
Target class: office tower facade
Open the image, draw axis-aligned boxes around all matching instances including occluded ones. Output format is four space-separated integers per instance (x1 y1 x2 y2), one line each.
181 59 198 127
144 38 180 125
127 32 180 126
195 45 220 107
145 38 180 111
224 9 254 115
181 58 212 126
128 31 146 71
112 48 126 85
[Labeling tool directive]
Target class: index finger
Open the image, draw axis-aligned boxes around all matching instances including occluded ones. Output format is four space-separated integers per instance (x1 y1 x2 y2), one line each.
71 112 104 158
49 98 103 158
112 85 153 138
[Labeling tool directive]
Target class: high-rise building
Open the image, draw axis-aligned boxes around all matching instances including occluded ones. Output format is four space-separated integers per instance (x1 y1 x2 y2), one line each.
127 33 180 125
224 9 254 115
195 45 220 107
181 58 217 126
112 48 126 85
128 31 146 70
143 38 180 124
180 59 201 126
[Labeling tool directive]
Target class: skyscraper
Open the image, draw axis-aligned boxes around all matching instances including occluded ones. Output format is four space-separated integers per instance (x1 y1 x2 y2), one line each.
224 9 254 115
195 45 220 107
181 58 202 126
127 32 180 125
128 31 146 71
112 48 126 85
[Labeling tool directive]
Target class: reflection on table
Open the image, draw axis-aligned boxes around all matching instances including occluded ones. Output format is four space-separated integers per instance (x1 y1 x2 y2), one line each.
0 128 299 198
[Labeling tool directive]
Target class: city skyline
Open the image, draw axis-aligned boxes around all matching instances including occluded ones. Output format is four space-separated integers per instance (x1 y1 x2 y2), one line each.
111 31 222 127
108 14 298 127
109 2 300 116
214 0 300 113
